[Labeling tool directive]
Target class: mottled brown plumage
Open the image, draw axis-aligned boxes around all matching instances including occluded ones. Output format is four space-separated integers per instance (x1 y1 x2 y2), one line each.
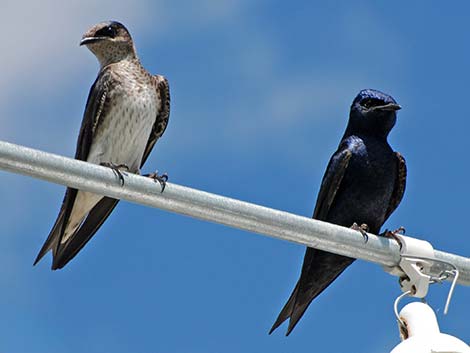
34 21 170 269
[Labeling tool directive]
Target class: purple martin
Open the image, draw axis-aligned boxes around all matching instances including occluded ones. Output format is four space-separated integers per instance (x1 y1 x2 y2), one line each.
34 21 170 270
270 89 406 335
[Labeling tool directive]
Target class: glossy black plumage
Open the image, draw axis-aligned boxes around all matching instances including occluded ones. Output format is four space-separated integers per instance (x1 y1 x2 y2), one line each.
270 89 406 335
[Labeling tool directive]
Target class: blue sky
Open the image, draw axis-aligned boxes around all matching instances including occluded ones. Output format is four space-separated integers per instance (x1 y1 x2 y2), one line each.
0 1 469 352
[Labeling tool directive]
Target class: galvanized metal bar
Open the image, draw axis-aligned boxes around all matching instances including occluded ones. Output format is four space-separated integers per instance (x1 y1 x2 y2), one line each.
0 140 468 285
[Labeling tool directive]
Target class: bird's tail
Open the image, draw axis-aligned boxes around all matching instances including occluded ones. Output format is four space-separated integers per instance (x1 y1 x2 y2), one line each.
269 281 300 334
270 248 354 336
52 197 119 269
34 187 78 267
34 190 119 269
33 209 65 266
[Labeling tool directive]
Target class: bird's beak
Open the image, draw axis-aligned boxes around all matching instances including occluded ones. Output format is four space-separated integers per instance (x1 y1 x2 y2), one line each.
374 103 402 112
79 37 106 46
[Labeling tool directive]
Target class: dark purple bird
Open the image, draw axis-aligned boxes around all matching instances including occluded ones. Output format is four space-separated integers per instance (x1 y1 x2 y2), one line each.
270 89 406 335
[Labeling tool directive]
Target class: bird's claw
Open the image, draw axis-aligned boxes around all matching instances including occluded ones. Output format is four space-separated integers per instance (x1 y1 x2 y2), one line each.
101 162 130 186
145 170 169 192
351 222 369 243
382 226 406 250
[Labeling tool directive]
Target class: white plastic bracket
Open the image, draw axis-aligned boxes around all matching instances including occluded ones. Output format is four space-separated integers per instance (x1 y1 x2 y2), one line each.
385 234 435 298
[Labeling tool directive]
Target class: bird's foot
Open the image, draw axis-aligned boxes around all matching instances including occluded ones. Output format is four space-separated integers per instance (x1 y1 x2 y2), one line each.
101 162 130 186
381 226 406 250
351 222 370 243
144 170 168 192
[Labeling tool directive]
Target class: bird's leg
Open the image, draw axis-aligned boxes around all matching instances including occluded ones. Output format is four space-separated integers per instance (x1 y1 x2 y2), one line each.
351 222 370 243
100 162 130 186
381 226 406 250
143 170 168 193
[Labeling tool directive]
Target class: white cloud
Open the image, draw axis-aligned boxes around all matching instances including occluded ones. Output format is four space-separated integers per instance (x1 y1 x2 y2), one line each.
0 0 408 156
0 0 250 98
0 1 166 140
1 1 163 87
0 0 253 139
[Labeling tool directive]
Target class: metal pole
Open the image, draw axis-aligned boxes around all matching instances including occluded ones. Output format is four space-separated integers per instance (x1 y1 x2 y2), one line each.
0 140 468 285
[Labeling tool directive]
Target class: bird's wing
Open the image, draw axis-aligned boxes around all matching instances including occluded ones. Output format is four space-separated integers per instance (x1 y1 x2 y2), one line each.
74 70 112 161
38 73 171 269
51 75 170 268
140 75 170 167
384 152 406 221
34 70 115 268
270 144 352 335
312 145 352 221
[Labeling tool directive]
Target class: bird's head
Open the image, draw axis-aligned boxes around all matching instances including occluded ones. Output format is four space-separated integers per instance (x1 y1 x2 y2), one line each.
348 89 401 138
80 21 136 67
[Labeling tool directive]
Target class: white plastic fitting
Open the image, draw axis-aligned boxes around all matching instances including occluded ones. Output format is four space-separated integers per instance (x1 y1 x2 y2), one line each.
390 302 470 353
385 234 434 297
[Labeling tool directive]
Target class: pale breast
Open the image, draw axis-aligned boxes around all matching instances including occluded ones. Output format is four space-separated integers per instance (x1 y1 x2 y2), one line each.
87 68 158 172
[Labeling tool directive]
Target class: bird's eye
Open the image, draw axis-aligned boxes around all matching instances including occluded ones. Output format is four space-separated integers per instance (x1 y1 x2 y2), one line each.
96 25 117 38
361 98 384 109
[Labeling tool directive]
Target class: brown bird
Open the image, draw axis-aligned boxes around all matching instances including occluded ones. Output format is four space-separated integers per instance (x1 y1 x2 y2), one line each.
270 89 406 335
34 21 170 269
